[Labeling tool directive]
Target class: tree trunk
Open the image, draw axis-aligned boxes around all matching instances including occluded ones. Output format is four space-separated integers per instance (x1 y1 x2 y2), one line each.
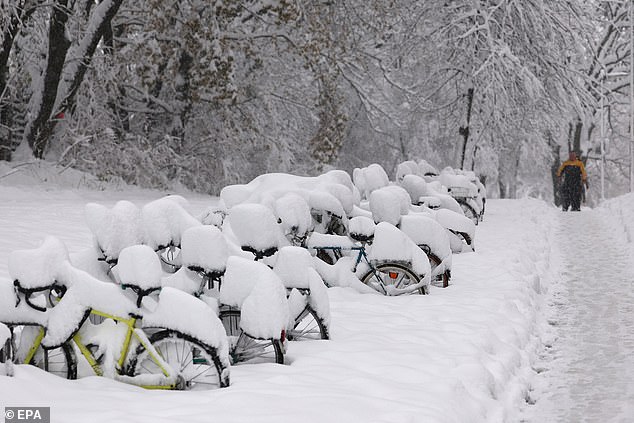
572 119 583 154
548 133 562 206
309 74 346 166
0 1 38 161
24 0 124 158
22 0 71 159
46 0 125 138
459 87 474 170
497 141 522 199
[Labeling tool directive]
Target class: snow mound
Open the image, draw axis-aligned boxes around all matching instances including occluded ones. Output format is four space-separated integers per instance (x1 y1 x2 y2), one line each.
9 236 69 290
219 256 289 339
180 226 229 274
141 196 201 250
85 201 143 262
353 164 390 199
227 203 283 254
115 245 163 290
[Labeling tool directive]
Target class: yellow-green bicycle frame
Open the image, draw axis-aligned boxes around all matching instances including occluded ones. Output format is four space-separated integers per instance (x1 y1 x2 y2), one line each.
23 309 179 389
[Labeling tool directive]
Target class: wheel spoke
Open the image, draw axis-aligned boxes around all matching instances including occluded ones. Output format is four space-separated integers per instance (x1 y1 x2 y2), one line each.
134 331 222 390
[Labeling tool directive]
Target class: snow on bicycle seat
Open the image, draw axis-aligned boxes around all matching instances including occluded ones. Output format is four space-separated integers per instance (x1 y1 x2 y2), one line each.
85 200 143 264
369 186 410 226
273 246 321 290
440 172 478 199
308 190 345 219
348 216 375 243
226 203 283 260
141 195 201 250
416 196 441 210
180 225 229 277
115 245 163 294
273 193 313 241
400 174 428 204
305 232 355 250
0 278 48 325
353 164 390 200
8 236 69 291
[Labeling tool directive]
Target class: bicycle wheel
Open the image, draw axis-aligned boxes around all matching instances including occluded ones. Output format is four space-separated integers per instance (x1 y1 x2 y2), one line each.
219 309 284 365
287 305 329 341
458 200 479 225
157 245 181 273
130 330 229 390
13 325 77 379
361 263 424 295
427 253 449 288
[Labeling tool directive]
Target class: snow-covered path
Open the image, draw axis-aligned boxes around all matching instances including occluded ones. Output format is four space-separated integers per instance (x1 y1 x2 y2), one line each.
526 208 634 422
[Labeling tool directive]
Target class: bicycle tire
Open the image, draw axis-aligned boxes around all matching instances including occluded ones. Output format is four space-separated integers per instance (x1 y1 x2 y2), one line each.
0 337 10 364
219 309 284 365
130 330 229 390
458 200 479 226
361 263 425 295
288 305 329 341
427 252 449 288
12 325 77 379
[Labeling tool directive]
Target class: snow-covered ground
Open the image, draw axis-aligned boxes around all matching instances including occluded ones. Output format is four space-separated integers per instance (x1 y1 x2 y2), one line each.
0 162 633 422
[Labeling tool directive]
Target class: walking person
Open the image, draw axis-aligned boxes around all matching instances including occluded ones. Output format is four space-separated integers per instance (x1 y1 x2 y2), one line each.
557 151 588 211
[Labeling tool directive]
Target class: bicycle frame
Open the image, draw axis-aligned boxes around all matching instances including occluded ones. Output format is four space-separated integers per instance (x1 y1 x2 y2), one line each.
77 309 178 389
310 244 391 295
20 310 179 390
309 245 368 273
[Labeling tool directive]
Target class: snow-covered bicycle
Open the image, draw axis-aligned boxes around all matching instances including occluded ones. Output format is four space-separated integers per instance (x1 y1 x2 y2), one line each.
307 219 431 296
5 238 231 389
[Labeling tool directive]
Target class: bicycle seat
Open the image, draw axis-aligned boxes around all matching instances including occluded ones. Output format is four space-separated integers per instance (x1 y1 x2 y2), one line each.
120 283 161 308
349 232 373 243
116 245 163 307
13 280 61 312
180 226 229 277
348 216 375 243
241 245 278 261
141 196 201 251
227 204 283 260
